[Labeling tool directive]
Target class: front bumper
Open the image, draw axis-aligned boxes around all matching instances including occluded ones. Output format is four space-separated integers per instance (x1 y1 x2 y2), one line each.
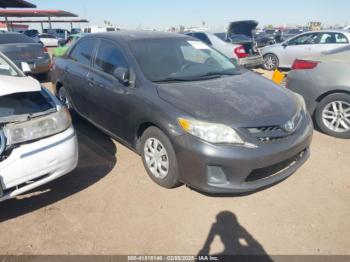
172 114 313 194
0 127 78 202
238 55 264 68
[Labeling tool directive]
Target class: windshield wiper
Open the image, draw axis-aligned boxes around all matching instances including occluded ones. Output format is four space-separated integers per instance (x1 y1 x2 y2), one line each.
153 77 195 83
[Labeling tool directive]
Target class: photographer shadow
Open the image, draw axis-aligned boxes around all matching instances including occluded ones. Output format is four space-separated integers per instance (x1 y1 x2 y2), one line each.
198 211 272 261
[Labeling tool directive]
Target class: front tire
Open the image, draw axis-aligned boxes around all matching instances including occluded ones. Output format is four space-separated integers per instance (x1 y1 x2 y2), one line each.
263 53 279 71
141 127 181 189
315 93 350 139
57 86 72 110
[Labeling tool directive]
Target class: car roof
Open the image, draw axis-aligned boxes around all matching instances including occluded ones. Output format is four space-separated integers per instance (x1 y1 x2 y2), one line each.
84 31 188 42
303 29 350 34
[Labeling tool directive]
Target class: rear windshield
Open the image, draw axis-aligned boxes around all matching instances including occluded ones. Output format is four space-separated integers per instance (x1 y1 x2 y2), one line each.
0 34 35 44
0 90 53 118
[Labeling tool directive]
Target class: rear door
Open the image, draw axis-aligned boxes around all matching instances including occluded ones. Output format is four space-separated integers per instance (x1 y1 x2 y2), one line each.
64 38 98 117
316 32 349 53
87 39 131 140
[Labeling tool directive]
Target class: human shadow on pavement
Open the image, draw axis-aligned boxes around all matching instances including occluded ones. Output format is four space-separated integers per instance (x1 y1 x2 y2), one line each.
198 211 272 261
0 115 117 222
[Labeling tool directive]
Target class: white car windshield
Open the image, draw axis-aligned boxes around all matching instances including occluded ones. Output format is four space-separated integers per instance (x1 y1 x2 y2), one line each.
129 37 238 82
0 55 22 77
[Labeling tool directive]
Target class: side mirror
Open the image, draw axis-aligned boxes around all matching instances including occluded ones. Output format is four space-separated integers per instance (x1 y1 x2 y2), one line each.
282 42 289 48
21 62 31 75
113 67 129 84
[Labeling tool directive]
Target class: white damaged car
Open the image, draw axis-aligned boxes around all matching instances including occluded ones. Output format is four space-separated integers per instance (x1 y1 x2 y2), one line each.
0 52 78 202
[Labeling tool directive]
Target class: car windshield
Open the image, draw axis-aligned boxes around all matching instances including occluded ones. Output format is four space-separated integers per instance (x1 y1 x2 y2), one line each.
0 54 22 77
129 37 237 82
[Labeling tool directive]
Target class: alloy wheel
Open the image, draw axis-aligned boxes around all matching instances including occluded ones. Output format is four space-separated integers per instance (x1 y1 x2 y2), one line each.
264 54 278 70
322 101 350 133
144 137 169 179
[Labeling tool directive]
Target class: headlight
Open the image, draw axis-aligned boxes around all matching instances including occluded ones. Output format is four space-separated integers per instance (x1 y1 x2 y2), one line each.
178 118 245 145
4 108 71 145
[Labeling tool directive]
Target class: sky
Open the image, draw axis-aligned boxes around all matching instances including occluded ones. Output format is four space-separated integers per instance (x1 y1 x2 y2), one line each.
28 0 350 31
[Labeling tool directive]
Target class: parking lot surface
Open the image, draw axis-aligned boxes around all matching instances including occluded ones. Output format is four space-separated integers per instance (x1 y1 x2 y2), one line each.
0 72 349 255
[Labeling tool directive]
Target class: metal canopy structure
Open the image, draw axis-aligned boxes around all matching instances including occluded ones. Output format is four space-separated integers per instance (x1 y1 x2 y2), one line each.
0 0 36 8
0 10 78 18
0 9 87 31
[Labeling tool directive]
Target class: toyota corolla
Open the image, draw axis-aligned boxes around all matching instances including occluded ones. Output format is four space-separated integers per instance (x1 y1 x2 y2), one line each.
52 32 313 194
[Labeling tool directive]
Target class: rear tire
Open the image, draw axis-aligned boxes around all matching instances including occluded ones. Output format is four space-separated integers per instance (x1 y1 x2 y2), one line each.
140 126 181 189
263 53 279 71
314 93 350 139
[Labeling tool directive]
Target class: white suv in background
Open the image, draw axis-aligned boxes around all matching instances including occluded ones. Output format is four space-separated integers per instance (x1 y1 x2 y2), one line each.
0 53 78 202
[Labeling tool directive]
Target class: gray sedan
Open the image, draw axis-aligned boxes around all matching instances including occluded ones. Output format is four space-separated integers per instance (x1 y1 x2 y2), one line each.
52 32 313 194
286 45 350 138
262 30 350 70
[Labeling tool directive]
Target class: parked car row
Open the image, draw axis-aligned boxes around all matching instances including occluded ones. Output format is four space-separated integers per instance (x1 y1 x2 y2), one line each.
2 28 347 203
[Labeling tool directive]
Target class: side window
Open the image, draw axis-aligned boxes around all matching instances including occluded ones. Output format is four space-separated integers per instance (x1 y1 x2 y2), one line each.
288 33 319 45
319 33 349 44
69 39 96 66
94 40 128 75
192 33 212 45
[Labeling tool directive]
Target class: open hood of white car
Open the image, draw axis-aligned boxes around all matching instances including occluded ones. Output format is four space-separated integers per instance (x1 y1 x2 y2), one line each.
0 76 41 97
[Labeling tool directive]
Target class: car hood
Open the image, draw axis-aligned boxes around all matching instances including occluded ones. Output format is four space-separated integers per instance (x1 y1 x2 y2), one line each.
156 71 299 127
227 20 259 38
0 75 41 97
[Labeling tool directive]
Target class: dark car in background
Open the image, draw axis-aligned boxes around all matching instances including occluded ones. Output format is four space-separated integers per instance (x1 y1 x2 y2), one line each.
287 46 350 138
52 31 313 194
254 32 276 48
0 32 51 78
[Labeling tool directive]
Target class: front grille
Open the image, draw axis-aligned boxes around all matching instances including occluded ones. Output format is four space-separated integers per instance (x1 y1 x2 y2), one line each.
246 125 291 143
246 150 306 182
248 126 282 133
246 113 302 143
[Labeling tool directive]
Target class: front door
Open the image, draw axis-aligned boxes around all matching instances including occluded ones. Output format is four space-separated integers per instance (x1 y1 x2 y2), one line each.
280 32 320 67
87 39 132 142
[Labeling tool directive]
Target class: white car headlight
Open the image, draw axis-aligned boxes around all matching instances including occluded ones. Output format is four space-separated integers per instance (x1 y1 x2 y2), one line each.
4 108 72 145
178 118 245 145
